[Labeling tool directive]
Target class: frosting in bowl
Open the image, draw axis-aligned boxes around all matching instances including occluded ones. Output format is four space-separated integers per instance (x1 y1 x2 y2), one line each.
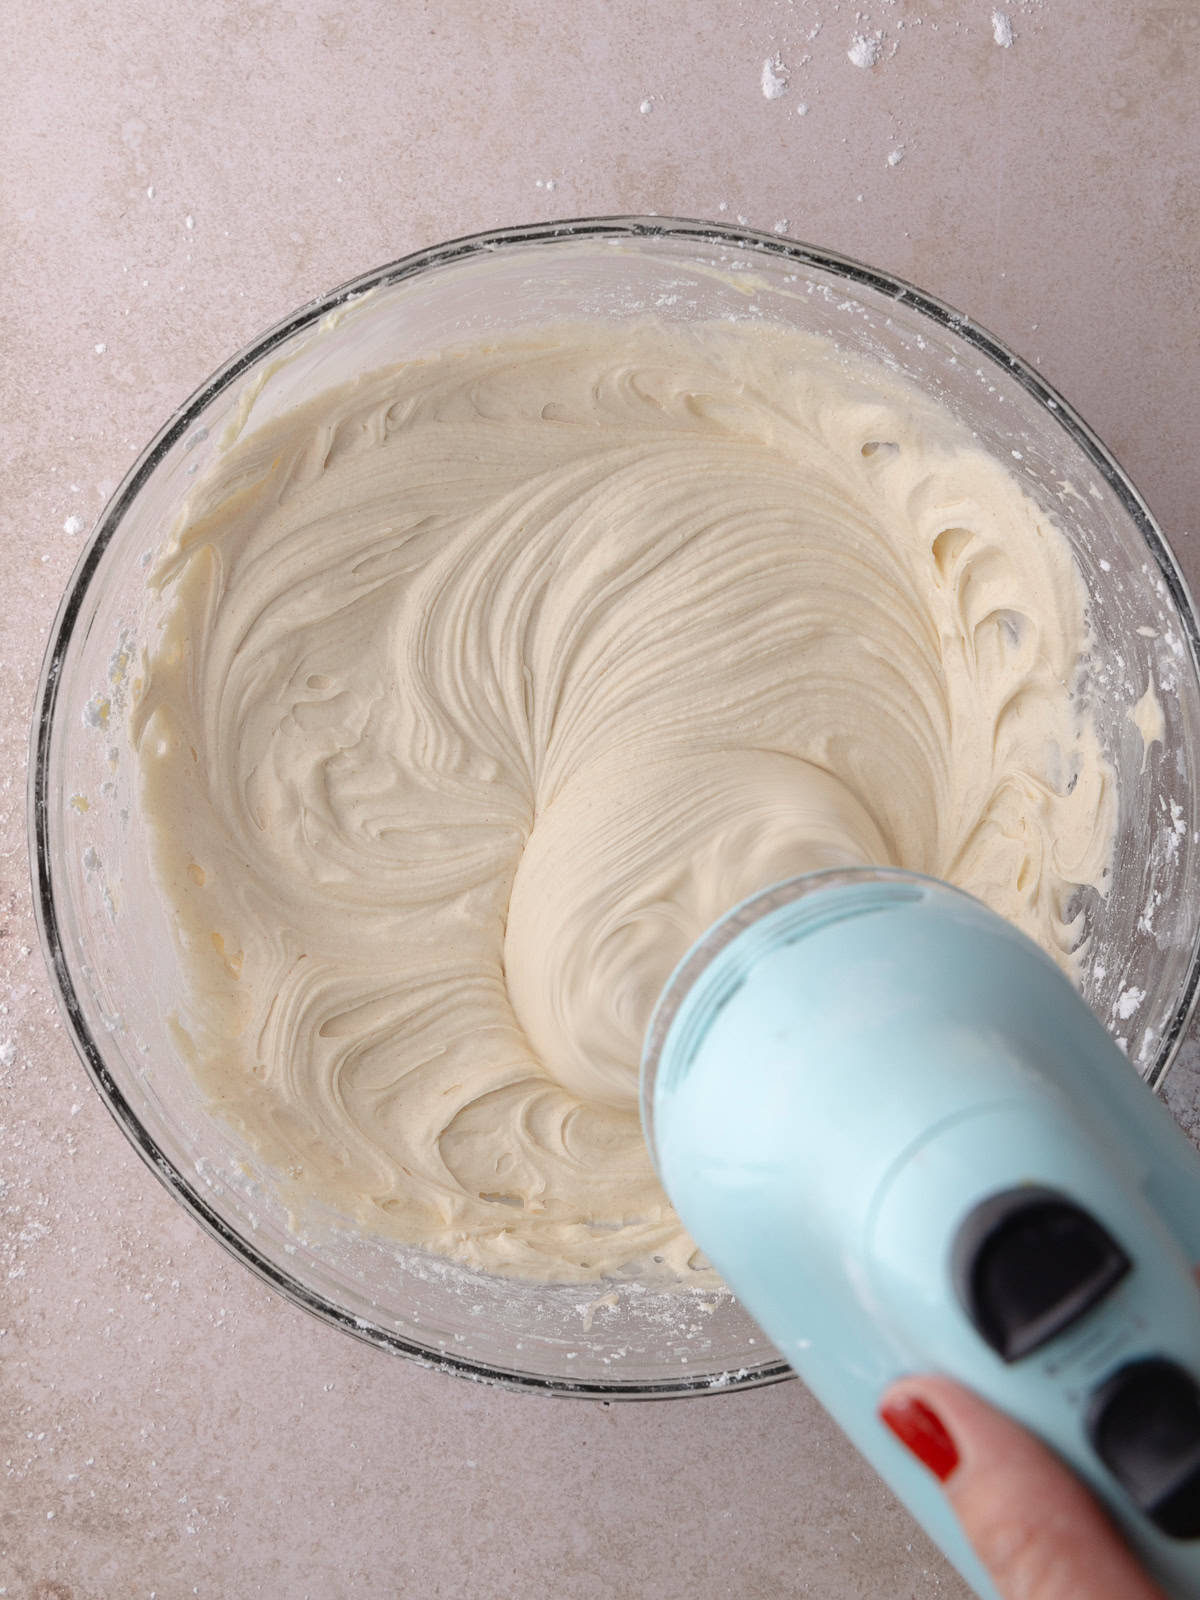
132 319 1114 1281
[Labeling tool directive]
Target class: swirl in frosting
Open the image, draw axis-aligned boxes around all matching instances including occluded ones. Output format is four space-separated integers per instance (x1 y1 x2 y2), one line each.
133 319 1114 1281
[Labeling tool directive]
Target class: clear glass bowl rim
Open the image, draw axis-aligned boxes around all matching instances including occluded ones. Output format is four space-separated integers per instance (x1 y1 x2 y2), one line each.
28 214 1200 1398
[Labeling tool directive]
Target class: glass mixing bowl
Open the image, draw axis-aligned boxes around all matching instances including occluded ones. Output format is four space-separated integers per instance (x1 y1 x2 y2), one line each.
30 217 1200 1396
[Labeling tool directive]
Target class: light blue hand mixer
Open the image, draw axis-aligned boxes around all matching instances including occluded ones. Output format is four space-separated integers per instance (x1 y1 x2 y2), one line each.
641 867 1200 1600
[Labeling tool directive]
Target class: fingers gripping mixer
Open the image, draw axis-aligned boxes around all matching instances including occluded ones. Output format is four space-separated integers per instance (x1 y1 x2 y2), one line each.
641 869 1200 1600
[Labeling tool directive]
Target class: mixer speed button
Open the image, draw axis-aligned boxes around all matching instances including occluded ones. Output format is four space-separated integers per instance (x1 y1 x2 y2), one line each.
1088 1358 1200 1539
951 1186 1131 1363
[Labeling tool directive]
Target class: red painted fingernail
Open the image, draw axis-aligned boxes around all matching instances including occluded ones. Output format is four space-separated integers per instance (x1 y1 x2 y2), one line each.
879 1395 960 1482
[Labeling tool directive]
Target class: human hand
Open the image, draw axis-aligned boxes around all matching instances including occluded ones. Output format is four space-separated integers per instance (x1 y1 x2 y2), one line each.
880 1375 1169 1600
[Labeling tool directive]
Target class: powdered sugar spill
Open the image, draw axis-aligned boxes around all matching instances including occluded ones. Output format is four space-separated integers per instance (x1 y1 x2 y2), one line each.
888 147 906 167
992 11 1015 47
847 33 883 69
639 97 654 114
1116 986 1146 1022
63 515 85 537
761 55 789 98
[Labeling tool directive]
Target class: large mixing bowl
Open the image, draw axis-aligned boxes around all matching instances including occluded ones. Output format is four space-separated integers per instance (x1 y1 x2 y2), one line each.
30 217 1200 1396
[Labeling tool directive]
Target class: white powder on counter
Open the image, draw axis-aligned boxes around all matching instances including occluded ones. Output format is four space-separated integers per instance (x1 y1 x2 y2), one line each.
848 33 883 68
992 10 1014 47
761 56 789 98
63 515 85 537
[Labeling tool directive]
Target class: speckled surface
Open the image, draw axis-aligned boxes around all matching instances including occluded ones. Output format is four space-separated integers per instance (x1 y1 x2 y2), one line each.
2 2 1198 1596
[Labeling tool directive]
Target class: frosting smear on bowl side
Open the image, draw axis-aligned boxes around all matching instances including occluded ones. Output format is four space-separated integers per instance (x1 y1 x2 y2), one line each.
132 319 1114 1282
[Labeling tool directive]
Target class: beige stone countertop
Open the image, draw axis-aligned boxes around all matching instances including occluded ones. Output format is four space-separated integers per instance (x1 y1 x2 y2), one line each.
2 2 1198 1596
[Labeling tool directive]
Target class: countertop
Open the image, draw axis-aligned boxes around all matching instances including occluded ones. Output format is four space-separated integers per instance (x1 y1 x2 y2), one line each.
2 2 1197 1595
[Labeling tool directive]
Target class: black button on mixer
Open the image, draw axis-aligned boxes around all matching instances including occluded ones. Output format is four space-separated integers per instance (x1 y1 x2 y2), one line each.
951 1186 1131 1363
1088 1358 1200 1539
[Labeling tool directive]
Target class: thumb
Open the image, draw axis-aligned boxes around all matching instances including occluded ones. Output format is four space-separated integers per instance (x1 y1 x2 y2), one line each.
879 1375 1168 1600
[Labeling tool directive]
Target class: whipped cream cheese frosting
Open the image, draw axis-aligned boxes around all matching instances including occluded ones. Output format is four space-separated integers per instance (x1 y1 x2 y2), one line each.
132 319 1115 1281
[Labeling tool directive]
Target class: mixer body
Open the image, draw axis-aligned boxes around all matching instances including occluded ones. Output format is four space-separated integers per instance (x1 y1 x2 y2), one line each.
643 870 1200 1599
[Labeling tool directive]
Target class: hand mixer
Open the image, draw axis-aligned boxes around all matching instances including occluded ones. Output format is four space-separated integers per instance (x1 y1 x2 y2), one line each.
640 868 1200 1600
